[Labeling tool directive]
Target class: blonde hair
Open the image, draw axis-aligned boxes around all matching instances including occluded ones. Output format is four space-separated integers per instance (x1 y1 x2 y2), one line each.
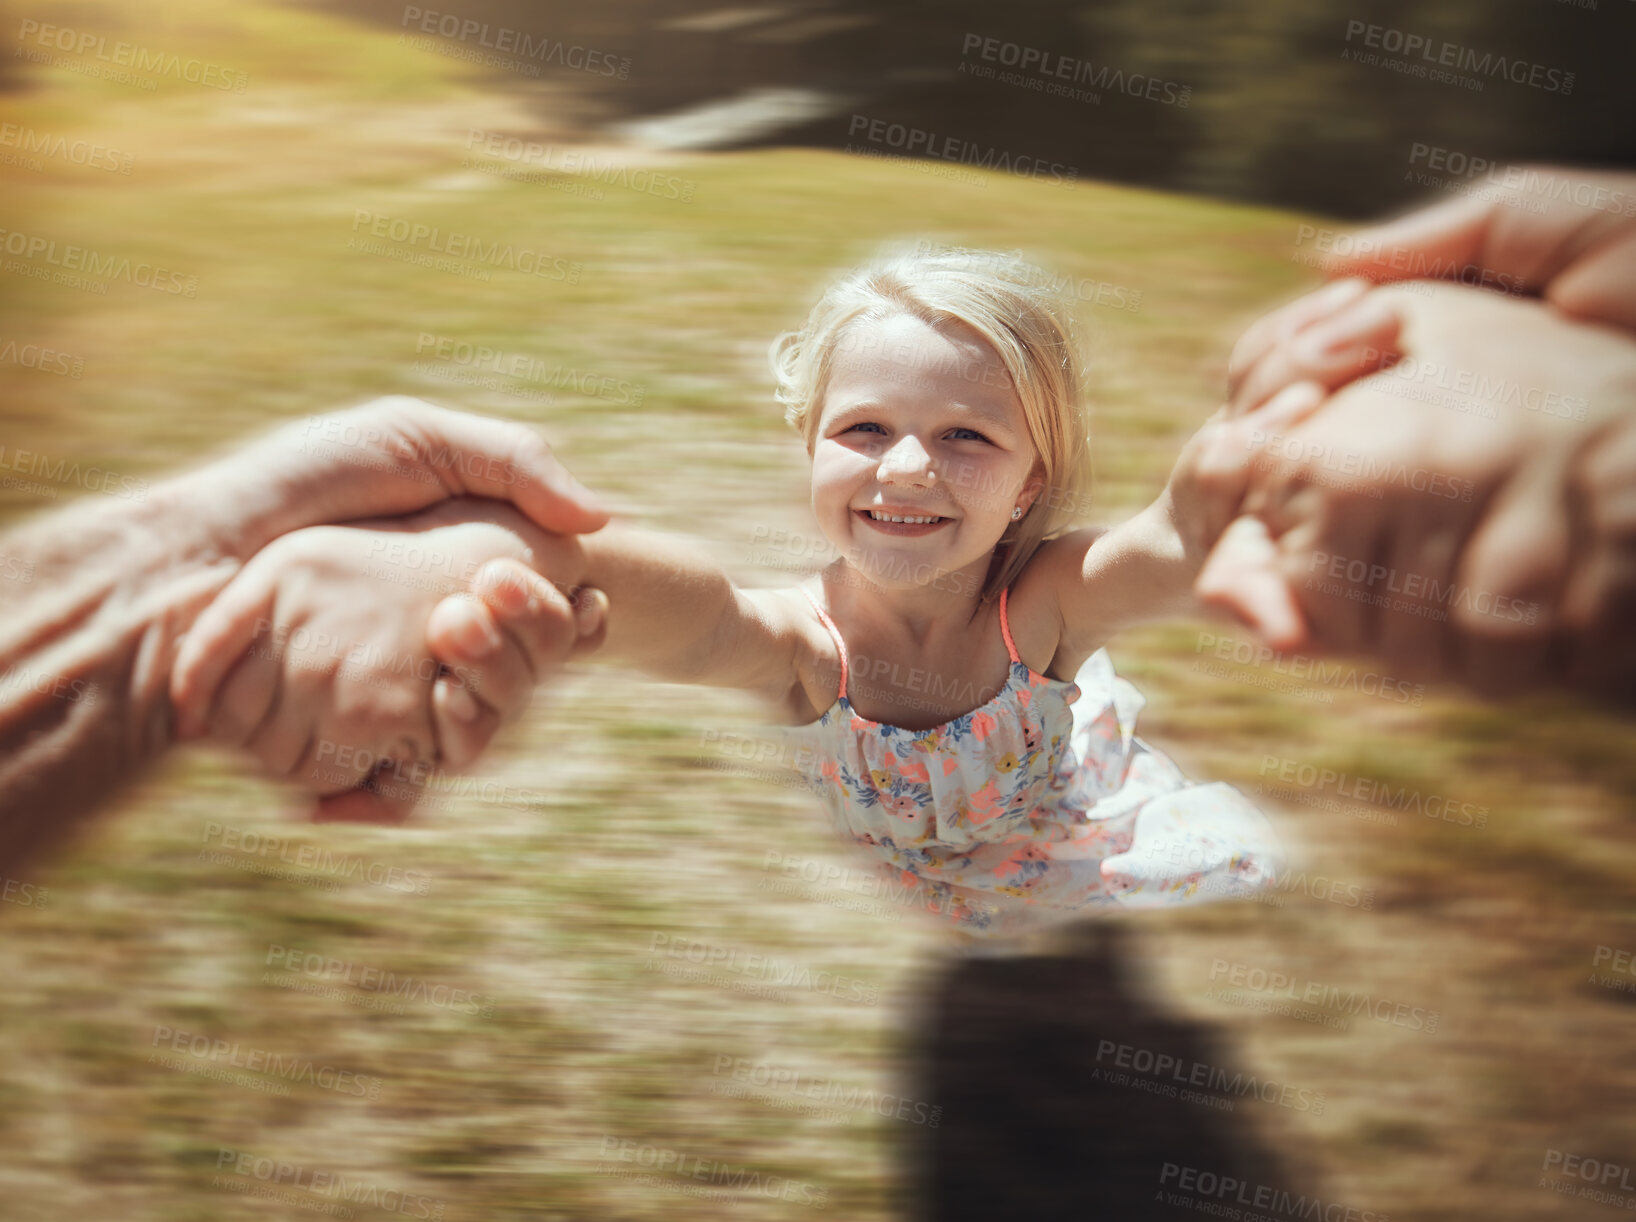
769 243 1094 609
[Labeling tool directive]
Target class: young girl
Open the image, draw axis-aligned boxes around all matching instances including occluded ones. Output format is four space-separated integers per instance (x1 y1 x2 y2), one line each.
172 246 1308 940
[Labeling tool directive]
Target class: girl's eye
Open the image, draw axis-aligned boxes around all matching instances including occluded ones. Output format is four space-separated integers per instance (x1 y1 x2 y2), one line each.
844 423 989 442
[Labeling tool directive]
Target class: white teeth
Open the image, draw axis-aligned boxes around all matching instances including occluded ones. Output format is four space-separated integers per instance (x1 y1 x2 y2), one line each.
868 510 942 524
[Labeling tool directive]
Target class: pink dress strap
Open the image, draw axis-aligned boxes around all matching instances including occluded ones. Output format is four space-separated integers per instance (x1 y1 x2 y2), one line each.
999 586 1021 665
799 585 849 704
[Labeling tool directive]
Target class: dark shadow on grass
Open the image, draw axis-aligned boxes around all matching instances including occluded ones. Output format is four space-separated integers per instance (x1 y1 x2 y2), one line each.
899 922 1311 1221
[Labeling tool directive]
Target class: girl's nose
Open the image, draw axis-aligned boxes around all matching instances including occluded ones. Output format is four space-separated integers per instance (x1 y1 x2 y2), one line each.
879 436 934 480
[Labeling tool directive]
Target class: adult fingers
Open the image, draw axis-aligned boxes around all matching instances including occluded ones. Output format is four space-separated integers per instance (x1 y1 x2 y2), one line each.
170 561 280 740
429 669 500 773
1449 463 1572 700
310 398 616 536
306 720 437 825
1226 278 1371 407
309 768 423 826
1556 414 1636 703
1320 191 1495 288
203 642 280 750
1228 294 1402 418
1551 228 1636 334
1321 166 1636 327
1284 486 1392 659
1372 511 1468 686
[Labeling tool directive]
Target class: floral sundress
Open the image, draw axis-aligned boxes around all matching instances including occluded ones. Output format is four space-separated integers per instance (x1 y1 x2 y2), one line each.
752 584 1284 938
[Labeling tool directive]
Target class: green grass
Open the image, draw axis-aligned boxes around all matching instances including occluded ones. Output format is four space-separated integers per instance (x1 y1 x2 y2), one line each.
3 1 1635 1219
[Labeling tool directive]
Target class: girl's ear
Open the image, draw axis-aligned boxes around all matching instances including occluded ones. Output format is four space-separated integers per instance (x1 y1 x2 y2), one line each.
1022 466 1047 511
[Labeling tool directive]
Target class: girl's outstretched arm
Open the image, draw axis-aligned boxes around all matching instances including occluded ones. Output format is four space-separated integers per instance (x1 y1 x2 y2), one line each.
1034 505 1196 666
444 517 806 706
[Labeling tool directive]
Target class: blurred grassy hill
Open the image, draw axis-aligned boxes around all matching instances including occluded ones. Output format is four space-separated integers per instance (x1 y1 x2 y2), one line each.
1 2 1635 1220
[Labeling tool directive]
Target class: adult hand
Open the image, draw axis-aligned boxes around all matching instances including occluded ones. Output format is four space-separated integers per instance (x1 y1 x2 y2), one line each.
1227 166 1636 423
179 395 612 559
0 395 615 872
1196 282 1636 704
1320 165 1636 333
171 396 617 822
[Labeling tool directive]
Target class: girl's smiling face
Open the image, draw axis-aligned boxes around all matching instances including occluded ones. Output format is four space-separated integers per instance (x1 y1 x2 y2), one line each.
811 312 1043 590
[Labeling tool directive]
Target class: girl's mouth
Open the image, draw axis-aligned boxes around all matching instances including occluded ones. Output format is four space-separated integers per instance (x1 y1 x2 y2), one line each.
856 508 951 537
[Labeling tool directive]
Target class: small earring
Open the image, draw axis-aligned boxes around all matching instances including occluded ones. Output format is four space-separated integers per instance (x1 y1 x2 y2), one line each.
1011 506 1023 521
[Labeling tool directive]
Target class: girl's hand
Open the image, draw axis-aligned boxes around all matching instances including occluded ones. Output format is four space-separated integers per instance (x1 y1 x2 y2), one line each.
1161 383 1328 570
1155 384 1331 646
421 565 609 774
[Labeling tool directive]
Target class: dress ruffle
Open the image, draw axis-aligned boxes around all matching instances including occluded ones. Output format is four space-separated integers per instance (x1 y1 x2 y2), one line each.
756 647 1284 938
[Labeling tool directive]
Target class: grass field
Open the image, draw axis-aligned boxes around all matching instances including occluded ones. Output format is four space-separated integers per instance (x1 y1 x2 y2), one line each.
3 2 1635 1219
